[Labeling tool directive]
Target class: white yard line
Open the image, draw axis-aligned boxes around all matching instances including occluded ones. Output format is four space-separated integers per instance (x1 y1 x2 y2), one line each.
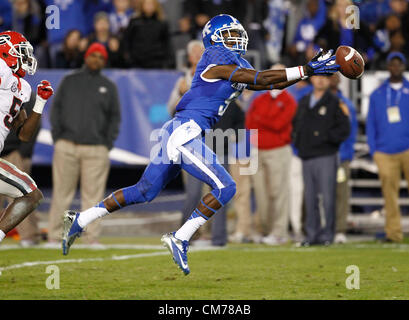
0 251 168 273
0 244 166 251
0 246 222 274
1 242 408 274
2 241 409 252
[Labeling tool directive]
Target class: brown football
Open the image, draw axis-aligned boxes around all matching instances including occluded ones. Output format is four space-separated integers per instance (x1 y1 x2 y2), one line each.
335 46 365 79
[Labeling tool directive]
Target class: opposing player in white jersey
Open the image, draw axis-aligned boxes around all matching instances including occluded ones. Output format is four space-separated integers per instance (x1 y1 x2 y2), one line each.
0 31 53 244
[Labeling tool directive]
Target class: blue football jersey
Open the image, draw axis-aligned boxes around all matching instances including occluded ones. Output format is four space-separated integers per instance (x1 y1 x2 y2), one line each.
175 45 253 130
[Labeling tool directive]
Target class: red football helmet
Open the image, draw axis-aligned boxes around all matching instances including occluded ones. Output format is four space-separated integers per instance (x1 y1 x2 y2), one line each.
0 31 37 77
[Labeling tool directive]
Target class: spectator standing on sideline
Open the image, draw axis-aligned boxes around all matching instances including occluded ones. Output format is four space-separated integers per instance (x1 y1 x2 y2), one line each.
289 145 304 242
329 73 358 244
47 43 121 246
366 52 409 243
292 75 350 246
286 80 313 242
246 64 298 245
0 92 40 247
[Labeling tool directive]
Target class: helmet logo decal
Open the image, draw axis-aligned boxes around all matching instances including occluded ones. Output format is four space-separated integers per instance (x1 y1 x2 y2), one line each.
0 34 11 45
202 22 212 37
11 82 18 93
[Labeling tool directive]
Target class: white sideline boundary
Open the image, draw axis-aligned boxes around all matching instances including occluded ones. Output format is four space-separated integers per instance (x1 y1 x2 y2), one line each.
37 129 150 165
0 251 167 273
2 241 409 252
0 246 223 273
2 242 407 273
0 244 166 251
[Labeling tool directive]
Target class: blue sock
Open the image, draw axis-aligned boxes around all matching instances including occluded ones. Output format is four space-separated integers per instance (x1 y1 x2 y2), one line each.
175 209 208 241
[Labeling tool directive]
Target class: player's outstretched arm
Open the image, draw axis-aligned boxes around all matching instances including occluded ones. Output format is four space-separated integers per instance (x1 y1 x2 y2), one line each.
249 49 340 90
18 80 53 142
202 64 291 87
248 79 302 91
202 49 339 91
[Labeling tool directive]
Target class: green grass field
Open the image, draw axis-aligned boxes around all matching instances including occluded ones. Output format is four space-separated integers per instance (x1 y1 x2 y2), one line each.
1 237 409 300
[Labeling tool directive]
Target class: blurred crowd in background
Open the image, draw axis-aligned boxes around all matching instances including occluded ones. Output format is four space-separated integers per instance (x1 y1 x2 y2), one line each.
1 0 409 70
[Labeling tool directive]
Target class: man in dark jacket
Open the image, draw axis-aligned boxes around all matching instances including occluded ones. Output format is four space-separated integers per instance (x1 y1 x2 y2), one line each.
47 43 121 246
292 75 350 246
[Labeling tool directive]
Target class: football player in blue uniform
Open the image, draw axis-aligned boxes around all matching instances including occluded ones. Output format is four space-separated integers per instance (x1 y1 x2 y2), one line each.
62 14 339 275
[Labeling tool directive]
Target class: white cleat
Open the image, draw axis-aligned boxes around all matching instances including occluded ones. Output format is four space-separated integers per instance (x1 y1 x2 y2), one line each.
161 232 190 275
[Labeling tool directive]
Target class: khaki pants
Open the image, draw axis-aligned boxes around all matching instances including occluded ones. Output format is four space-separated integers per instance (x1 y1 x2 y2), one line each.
0 151 39 241
289 154 303 237
251 145 291 238
48 139 110 243
229 160 252 237
374 150 409 242
335 161 350 234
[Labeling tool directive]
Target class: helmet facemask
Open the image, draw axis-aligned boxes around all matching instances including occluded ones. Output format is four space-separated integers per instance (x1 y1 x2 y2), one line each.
211 25 248 55
3 37 37 75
